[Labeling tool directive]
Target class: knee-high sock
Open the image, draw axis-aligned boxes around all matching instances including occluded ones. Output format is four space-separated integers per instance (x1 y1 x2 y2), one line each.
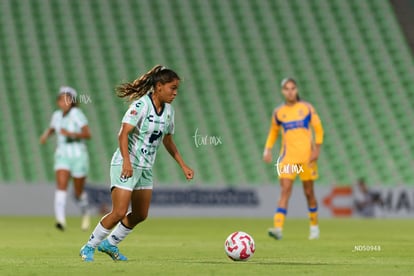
87 222 111 248
55 190 67 225
76 191 89 215
107 222 133 246
308 206 318 226
273 207 287 229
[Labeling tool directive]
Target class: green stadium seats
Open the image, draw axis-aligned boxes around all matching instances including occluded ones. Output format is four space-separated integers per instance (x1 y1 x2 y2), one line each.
0 0 413 186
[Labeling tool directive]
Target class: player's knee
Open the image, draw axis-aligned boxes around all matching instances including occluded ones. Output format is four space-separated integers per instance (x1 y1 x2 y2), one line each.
130 212 148 226
111 209 128 221
136 212 148 223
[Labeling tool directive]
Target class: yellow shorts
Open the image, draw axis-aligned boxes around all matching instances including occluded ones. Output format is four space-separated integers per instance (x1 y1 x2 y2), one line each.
276 161 318 181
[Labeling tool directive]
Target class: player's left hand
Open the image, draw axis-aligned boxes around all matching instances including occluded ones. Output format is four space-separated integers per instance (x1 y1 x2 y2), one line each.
309 148 320 163
182 165 194 180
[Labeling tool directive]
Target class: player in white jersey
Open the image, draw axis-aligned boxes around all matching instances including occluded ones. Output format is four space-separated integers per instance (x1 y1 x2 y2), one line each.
80 65 194 262
40 86 91 231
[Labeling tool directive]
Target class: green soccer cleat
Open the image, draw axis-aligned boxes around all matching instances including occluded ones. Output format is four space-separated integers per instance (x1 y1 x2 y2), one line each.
98 239 128 261
80 244 95 262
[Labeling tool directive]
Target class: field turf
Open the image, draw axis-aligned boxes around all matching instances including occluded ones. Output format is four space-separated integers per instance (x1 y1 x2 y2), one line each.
1 217 413 275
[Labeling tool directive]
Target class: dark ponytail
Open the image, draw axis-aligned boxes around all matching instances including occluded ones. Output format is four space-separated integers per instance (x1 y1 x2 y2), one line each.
116 65 180 101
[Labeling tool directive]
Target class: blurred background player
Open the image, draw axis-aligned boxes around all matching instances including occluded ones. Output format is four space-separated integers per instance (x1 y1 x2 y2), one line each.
40 86 91 231
263 78 324 240
79 65 194 262
354 178 384 217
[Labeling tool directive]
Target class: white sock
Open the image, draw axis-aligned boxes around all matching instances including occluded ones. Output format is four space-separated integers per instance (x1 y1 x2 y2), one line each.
76 192 89 215
310 225 319 231
87 222 111 248
107 222 132 246
54 190 67 225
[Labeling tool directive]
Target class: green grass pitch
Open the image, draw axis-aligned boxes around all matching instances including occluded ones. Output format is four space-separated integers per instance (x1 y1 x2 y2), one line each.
1 217 413 275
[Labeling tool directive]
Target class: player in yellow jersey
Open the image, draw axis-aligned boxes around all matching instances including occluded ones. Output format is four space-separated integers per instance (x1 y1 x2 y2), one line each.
263 78 324 240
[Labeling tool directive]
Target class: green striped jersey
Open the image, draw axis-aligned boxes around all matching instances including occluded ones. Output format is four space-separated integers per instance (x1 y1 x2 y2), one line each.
50 107 88 157
111 94 175 169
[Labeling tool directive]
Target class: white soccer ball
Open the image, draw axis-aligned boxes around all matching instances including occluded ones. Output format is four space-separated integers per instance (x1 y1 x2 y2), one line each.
224 231 255 261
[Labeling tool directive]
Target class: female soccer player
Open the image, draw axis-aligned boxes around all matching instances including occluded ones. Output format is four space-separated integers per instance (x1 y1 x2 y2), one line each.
80 65 194 262
40 86 91 231
263 78 324 240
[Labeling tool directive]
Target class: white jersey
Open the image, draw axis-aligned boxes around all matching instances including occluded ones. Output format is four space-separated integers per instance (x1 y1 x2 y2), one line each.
111 94 175 169
50 107 88 158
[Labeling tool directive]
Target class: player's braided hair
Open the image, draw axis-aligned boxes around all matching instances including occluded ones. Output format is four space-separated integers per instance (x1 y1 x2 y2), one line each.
116 65 180 101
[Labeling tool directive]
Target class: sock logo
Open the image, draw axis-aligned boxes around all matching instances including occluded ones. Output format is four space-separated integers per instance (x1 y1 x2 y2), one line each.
111 234 120 242
88 234 94 242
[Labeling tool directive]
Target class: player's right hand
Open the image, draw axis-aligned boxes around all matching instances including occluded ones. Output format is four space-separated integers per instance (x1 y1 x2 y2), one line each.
181 164 194 180
121 161 133 179
263 148 272 163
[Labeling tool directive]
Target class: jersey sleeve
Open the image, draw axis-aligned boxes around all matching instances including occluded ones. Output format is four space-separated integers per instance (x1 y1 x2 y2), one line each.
73 108 88 128
49 111 59 129
309 104 324 144
265 109 280 149
122 99 147 126
166 106 175 135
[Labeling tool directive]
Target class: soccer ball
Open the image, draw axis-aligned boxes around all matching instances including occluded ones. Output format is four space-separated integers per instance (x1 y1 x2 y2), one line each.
224 231 255 261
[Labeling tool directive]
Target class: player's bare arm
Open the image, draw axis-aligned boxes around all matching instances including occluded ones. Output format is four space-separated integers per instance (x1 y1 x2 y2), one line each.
40 128 55 144
118 123 135 179
163 134 194 180
60 125 92 140
309 144 322 163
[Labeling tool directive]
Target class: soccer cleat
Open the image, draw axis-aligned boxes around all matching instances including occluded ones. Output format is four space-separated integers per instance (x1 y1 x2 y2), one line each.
81 214 90 231
98 239 128 261
55 222 65 231
309 225 320 240
80 245 95 262
268 227 283 240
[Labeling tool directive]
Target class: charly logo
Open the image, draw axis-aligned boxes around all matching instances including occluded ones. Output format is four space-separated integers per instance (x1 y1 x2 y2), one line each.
119 175 128 183
275 156 304 176
193 128 222 148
